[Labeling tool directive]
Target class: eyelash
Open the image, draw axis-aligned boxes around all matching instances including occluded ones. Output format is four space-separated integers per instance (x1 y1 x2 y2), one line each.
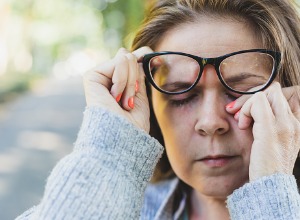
169 92 239 107
169 94 198 107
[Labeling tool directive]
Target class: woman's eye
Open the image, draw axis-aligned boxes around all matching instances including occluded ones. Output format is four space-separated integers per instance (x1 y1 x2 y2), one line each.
169 94 198 107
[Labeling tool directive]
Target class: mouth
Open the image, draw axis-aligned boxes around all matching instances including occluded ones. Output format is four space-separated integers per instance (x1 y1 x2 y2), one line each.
198 155 237 167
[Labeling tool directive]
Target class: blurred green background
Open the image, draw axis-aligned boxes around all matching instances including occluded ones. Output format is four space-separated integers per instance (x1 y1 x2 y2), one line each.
0 0 146 219
0 0 145 101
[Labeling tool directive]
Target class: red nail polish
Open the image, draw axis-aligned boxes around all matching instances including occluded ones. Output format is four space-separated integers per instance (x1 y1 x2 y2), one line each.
135 81 139 93
128 97 134 109
116 93 122 102
226 100 236 109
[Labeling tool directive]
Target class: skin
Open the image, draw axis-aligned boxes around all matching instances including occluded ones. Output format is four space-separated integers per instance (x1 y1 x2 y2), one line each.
152 18 256 219
83 16 300 220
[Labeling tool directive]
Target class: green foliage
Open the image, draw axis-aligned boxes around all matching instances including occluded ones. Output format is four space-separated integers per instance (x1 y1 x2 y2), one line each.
1 0 145 102
102 0 145 53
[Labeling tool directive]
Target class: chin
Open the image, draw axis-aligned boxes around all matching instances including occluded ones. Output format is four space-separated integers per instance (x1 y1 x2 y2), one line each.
193 174 249 198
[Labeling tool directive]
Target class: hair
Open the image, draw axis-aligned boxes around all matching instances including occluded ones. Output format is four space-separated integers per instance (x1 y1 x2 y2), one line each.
131 0 300 184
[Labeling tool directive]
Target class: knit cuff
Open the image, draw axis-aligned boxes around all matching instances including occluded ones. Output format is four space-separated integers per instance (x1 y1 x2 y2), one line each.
74 106 164 183
227 173 300 220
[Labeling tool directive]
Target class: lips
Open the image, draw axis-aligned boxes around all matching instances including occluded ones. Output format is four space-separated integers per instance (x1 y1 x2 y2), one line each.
200 155 235 160
199 155 237 167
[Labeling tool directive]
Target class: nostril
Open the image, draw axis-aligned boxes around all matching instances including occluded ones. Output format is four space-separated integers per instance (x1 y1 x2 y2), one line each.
195 119 229 136
198 129 207 136
217 128 226 134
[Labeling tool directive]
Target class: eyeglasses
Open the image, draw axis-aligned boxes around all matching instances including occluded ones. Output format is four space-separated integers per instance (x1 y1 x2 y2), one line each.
142 49 281 95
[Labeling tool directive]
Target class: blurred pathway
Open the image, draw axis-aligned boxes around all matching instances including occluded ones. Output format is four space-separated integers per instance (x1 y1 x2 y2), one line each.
0 76 86 219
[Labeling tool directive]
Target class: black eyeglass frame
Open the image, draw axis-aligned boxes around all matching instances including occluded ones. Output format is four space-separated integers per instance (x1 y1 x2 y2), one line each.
142 49 281 95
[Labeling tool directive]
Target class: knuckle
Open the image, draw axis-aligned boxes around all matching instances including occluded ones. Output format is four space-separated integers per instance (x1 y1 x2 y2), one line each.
265 82 281 94
253 91 266 101
115 54 128 65
118 47 129 53
275 123 291 140
141 46 154 54
127 81 136 89
273 81 281 88
125 53 137 62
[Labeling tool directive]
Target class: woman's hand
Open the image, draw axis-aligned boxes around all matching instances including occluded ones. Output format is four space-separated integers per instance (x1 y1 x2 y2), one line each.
83 47 153 133
226 83 300 181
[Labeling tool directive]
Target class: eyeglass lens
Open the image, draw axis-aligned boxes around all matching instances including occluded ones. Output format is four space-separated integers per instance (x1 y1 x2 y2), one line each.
148 52 275 93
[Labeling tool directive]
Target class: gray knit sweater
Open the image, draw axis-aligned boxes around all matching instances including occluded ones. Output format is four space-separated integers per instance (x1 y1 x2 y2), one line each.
16 107 300 219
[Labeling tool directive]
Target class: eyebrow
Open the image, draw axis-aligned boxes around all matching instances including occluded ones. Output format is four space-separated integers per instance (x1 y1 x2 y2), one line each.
224 73 268 84
160 73 268 92
160 81 194 92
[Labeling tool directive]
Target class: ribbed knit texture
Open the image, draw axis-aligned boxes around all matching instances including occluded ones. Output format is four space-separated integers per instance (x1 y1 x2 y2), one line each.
16 107 300 219
227 173 300 219
17 107 163 220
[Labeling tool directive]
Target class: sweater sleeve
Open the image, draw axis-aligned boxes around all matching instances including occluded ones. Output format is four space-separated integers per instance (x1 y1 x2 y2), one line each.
227 173 300 220
16 106 164 220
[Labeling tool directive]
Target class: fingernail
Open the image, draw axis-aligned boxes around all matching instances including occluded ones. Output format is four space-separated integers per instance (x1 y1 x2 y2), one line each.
234 110 240 120
226 100 236 109
128 97 134 109
135 80 139 93
116 93 122 102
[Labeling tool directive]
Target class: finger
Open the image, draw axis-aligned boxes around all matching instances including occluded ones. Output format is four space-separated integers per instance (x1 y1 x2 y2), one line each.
238 92 275 130
137 65 147 97
121 53 139 110
264 82 292 118
119 46 153 110
133 67 148 112
282 85 300 120
84 59 115 89
110 48 130 104
225 84 274 114
131 46 153 98
132 46 154 61
226 94 251 114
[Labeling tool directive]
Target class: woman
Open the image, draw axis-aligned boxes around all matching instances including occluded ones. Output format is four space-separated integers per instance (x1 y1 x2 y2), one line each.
17 0 300 219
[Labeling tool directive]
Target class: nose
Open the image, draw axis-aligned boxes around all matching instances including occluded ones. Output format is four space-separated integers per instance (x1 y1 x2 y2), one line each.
194 66 230 136
194 97 230 136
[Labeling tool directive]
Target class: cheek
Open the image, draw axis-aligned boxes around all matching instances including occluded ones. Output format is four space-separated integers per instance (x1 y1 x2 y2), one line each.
159 110 195 156
152 96 196 168
231 120 253 163
152 92 196 147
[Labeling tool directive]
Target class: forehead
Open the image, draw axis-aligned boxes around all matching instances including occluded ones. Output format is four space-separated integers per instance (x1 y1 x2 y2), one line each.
155 17 263 58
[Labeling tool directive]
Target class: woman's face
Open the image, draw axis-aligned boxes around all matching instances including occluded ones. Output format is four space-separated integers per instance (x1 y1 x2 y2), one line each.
152 18 261 198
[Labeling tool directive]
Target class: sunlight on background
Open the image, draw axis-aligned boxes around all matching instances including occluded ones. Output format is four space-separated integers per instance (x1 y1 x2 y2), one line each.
0 0 107 81
0 0 143 86
0 0 144 219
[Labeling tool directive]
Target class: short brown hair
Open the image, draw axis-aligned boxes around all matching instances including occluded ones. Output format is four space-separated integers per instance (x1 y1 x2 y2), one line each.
131 0 300 183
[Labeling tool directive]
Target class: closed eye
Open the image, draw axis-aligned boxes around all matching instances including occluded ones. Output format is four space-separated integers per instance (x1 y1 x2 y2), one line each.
169 94 198 107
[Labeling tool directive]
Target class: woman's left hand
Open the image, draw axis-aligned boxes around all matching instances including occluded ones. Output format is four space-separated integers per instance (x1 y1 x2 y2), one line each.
226 83 300 181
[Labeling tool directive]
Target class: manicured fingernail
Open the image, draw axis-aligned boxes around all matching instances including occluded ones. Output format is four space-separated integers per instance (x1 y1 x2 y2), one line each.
116 93 122 102
135 80 139 93
226 100 236 109
234 110 240 120
128 97 134 109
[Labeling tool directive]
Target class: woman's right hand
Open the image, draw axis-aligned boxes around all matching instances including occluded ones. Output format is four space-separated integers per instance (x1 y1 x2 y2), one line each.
83 47 153 133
